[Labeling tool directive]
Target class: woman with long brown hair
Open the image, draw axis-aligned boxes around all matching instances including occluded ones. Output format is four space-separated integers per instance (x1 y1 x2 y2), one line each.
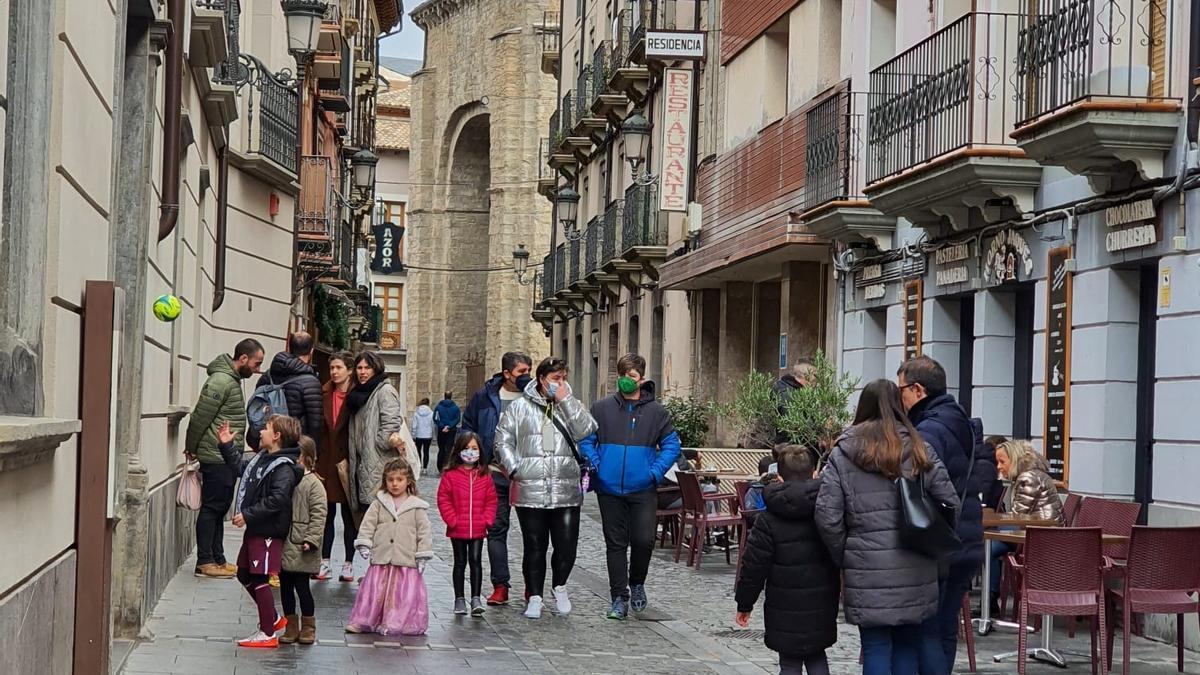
815 379 960 675
316 350 357 583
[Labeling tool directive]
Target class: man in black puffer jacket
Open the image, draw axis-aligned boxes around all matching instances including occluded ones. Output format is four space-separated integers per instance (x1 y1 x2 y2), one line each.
248 332 324 451
735 448 839 675
898 356 981 675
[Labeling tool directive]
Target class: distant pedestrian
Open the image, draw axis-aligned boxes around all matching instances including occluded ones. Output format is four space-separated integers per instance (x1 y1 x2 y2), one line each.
494 357 597 619
580 353 681 620
247 332 324 451
219 415 303 649
279 436 327 645
436 432 497 617
462 351 533 606
316 351 358 583
346 458 432 636
185 338 264 579
815 379 960 675
736 447 840 675
411 397 435 471
772 359 814 407
433 391 462 471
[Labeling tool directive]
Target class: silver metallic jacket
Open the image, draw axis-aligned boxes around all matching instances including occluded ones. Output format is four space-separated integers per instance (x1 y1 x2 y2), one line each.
494 381 598 509
1008 469 1065 525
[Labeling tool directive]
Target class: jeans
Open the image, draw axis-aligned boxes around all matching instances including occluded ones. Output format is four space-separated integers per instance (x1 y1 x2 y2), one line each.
321 501 358 560
414 437 433 469
451 538 485 598
279 570 315 616
195 462 236 566
920 561 974 675
597 489 658 600
859 624 922 675
515 506 580 597
989 540 1016 595
436 428 458 471
779 651 829 675
487 473 512 588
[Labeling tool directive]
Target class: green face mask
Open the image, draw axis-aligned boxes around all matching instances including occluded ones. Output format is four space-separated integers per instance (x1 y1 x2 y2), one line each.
617 376 639 395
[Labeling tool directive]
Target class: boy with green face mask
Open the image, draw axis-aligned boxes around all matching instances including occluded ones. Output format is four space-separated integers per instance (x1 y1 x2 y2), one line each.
579 354 682 620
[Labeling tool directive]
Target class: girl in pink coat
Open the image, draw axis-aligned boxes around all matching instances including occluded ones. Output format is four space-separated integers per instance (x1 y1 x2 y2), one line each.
436 432 498 616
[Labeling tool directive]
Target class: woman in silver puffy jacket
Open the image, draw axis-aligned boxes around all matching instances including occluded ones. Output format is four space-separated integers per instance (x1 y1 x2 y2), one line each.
494 357 597 619
986 439 1065 602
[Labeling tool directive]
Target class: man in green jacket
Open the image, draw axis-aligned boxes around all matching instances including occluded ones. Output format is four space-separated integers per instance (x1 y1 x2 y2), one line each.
186 338 264 578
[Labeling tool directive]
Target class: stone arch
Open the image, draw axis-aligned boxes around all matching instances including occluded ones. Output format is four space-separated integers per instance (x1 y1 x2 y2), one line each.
435 102 489 211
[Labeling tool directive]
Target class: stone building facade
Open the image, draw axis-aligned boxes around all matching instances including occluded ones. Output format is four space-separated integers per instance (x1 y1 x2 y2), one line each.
407 0 556 402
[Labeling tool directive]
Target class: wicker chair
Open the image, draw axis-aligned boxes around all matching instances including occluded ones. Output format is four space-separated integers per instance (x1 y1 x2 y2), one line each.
1068 498 1142 637
1104 526 1200 675
1062 493 1083 526
1008 526 1109 675
675 471 741 568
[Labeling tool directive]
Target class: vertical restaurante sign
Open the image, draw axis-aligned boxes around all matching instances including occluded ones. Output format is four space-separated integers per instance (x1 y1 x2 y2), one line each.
1044 247 1072 484
903 279 923 361
659 68 693 212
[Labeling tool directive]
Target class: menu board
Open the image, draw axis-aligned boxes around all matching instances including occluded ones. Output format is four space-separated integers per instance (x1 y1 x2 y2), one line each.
903 279 923 361
1044 247 1072 484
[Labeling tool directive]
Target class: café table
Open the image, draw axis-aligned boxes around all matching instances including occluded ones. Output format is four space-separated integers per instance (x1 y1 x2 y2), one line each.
985 529 1129 667
976 513 1061 636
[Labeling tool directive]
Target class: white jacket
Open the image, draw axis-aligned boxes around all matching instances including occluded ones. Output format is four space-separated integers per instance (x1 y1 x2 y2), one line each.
411 405 436 439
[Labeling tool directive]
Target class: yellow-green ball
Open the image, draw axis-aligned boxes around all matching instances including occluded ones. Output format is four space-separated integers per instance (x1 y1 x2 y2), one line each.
153 294 182 322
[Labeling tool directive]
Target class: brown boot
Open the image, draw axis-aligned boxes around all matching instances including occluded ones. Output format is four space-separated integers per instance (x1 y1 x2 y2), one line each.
298 616 316 645
278 614 300 644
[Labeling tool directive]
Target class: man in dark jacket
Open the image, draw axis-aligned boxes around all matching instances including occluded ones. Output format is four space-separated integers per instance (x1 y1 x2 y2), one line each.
580 354 681 620
462 351 532 606
433 391 462 471
186 338 264 578
735 448 839 674
247 332 324 451
898 356 980 675
222 414 302 648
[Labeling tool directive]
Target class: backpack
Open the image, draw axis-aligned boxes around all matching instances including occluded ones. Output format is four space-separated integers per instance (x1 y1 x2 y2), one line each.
246 378 291 439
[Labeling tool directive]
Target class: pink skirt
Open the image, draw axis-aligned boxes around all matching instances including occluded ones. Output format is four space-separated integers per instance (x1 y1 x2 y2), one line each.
346 564 429 635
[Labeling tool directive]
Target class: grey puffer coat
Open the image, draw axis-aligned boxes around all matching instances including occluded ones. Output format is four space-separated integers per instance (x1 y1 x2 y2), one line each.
347 382 420 509
493 381 598 509
815 424 961 628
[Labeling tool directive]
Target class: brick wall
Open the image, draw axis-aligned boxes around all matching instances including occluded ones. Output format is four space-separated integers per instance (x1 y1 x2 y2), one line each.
721 0 801 65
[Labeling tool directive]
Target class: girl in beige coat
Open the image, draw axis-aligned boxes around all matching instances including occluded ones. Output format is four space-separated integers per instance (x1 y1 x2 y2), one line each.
346 458 432 635
279 437 327 645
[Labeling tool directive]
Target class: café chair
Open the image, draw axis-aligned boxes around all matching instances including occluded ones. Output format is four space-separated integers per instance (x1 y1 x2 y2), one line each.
655 485 683 548
1062 493 1083 526
1069 498 1141 637
675 471 741 569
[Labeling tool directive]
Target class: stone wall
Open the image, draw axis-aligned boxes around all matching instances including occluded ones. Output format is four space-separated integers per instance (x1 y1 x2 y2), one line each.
0 551 76 675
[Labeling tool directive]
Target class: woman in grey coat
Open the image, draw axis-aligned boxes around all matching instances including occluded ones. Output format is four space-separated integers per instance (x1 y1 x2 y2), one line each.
494 357 597 620
815 379 960 675
346 352 419 513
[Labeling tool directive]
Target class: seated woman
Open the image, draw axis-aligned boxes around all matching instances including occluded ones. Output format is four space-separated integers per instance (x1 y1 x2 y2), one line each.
987 440 1065 604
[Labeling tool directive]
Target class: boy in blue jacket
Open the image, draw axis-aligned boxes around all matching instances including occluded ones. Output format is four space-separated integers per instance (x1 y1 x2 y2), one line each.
580 354 681 620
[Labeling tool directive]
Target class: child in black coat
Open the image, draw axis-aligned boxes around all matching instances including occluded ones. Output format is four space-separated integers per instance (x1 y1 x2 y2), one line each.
734 448 840 675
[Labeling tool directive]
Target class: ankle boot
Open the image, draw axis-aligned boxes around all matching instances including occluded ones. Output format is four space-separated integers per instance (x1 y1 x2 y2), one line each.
279 614 300 643
298 615 317 645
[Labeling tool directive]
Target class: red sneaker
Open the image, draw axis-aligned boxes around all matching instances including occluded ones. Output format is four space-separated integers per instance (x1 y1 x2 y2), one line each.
237 631 279 648
486 585 509 606
273 615 288 634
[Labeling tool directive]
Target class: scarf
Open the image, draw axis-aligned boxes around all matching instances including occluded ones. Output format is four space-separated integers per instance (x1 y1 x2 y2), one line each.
345 372 388 415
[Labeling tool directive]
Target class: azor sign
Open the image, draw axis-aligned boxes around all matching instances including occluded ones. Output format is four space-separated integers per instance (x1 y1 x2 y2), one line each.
659 68 693 212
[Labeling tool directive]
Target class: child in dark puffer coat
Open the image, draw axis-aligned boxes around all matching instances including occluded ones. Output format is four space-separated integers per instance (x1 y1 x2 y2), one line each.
734 448 840 675
436 432 497 616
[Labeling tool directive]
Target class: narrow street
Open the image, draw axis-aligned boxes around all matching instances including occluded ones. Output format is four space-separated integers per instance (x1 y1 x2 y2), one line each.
116 474 1200 675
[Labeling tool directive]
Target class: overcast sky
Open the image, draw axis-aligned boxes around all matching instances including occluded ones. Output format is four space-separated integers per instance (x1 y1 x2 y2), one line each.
380 13 425 61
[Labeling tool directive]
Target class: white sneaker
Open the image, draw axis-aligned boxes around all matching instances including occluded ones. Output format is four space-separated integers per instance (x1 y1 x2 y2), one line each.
552 585 572 615
524 595 544 619
339 561 354 582
316 560 332 581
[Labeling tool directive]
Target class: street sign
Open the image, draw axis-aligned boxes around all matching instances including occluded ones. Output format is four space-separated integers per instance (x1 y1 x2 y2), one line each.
645 30 706 60
371 223 404 274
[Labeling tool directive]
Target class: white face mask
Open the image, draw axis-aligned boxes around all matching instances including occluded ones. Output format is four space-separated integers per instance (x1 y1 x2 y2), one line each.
460 449 480 464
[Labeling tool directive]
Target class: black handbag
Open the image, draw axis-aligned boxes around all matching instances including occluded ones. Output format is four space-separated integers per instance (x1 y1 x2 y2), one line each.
549 405 597 492
896 472 961 559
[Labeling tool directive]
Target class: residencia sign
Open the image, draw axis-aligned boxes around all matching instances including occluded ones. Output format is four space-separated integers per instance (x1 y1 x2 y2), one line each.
645 31 706 60
659 68 693 212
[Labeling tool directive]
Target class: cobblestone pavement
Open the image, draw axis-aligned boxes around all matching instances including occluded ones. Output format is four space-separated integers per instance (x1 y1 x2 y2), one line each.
120 473 1200 674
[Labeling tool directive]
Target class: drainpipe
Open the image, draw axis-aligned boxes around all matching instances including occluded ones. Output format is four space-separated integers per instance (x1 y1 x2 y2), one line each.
157 0 184 242
1189 0 1200 143
213 145 230 311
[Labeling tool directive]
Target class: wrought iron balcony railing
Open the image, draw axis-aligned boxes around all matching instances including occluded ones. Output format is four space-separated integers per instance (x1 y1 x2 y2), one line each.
568 236 581 284
1014 0 1175 126
298 155 335 236
351 89 376 150
602 199 624 262
539 137 553 180
323 1 341 22
622 183 665 252
245 73 299 174
612 8 633 70
542 11 561 54
575 66 594 122
804 88 869 212
549 109 562 147
867 11 1024 184
584 215 601 275
590 41 610 103
561 91 577 138
336 221 356 285
554 243 567 292
542 252 554 303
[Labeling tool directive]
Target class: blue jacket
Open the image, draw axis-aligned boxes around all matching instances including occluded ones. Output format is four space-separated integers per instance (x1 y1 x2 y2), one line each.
908 393 983 566
462 374 505 466
433 399 462 429
580 382 682 496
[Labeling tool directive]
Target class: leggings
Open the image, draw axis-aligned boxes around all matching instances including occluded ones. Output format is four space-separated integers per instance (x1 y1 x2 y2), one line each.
451 538 485 599
779 651 830 675
236 567 278 635
515 506 580 598
279 570 315 616
415 438 433 469
322 501 358 560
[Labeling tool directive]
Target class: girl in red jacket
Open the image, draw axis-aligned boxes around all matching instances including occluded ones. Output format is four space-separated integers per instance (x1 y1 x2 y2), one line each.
436 432 497 616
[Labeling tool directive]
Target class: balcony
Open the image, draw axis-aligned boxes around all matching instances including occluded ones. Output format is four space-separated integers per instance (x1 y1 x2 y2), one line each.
544 243 571 314
537 138 557 199
864 12 1043 231
800 86 896 249
1010 0 1181 192
229 74 299 191
556 91 591 158
540 11 560 77
627 0 683 65
606 8 650 105
190 0 231 68
573 216 604 305
316 37 351 113
317 2 342 53
197 67 238 127
591 41 629 124
547 111 578 177
573 64 607 143
615 183 666 282
319 221 356 288
296 155 336 271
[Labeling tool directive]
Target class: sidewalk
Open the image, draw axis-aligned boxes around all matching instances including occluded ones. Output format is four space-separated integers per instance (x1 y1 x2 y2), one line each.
119 473 1200 674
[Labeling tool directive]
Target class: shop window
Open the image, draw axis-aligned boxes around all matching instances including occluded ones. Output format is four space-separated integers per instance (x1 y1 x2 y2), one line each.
383 201 406 260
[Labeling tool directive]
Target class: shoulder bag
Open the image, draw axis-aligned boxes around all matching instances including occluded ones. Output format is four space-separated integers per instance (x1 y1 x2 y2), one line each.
896 435 975 560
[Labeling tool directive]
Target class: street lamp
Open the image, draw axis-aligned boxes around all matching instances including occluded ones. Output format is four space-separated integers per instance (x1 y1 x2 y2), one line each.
622 111 657 186
556 187 583 241
513 244 541 286
351 148 378 194
281 0 326 60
